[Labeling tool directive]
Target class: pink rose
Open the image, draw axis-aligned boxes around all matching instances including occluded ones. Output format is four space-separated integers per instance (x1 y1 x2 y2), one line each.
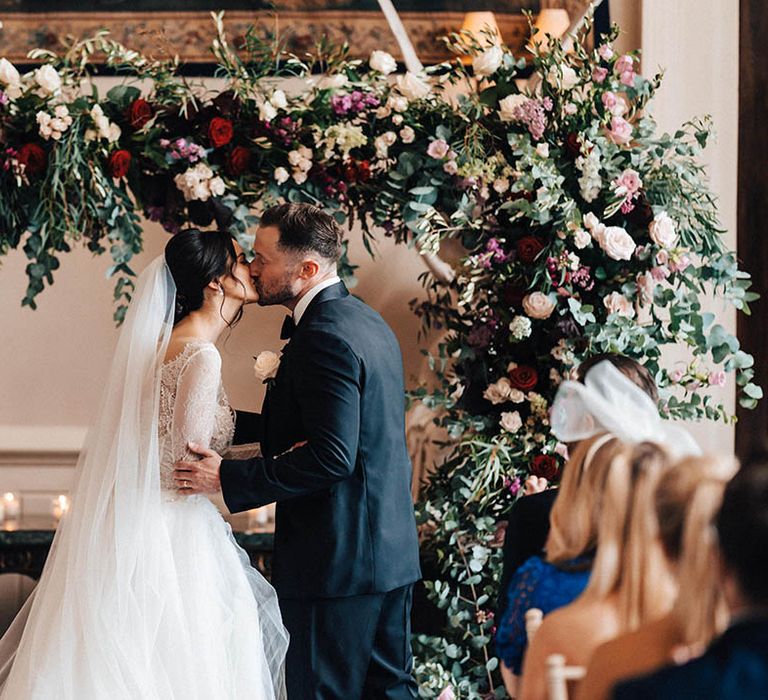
708 370 727 387
616 168 642 194
598 44 615 61
606 116 633 144
427 138 450 160
603 291 635 318
670 367 685 383
655 249 670 266
615 55 634 74
620 70 636 87
443 160 458 175
437 687 456 700
592 67 609 83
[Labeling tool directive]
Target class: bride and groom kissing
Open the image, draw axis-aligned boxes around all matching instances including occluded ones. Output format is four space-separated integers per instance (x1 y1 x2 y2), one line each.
0 203 421 699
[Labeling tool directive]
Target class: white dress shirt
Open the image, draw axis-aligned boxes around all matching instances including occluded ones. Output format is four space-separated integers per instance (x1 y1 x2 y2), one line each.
293 276 341 325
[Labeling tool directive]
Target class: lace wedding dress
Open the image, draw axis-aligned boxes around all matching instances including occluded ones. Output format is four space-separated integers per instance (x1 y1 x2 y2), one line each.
0 259 287 699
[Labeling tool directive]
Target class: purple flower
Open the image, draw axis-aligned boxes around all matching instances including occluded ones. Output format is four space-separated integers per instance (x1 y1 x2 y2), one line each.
0 90 8 108
512 98 552 141
504 477 521 496
468 322 495 348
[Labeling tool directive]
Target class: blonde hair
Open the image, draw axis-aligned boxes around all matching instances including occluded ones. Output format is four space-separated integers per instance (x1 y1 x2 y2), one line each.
584 441 676 631
546 434 625 564
655 454 739 647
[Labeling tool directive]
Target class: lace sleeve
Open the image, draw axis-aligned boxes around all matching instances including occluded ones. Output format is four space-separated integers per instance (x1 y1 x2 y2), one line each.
494 556 545 674
170 345 223 464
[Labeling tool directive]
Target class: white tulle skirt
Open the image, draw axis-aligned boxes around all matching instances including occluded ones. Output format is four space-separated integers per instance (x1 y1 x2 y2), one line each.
0 496 287 700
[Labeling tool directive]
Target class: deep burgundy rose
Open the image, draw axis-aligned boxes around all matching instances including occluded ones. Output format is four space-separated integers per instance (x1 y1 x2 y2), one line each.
226 145 251 176
509 365 538 391
565 132 581 158
127 98 153 130
530 454 560 481
16 143 47 176
208 117 234 148
107 149 132 179
502 282 526 310
516 236 545 264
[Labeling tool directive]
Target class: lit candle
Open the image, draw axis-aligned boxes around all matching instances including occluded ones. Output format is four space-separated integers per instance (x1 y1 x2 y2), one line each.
52 494 70 522
2 492 21 521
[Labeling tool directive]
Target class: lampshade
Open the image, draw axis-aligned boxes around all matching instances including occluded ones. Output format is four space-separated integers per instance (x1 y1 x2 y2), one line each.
530 8 571 51
461 11 502 48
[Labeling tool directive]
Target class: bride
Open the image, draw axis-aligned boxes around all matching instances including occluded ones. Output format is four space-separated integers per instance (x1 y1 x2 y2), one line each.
0 229 288 699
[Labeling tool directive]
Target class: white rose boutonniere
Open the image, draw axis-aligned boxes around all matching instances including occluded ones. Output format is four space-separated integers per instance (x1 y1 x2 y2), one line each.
254 351 281 384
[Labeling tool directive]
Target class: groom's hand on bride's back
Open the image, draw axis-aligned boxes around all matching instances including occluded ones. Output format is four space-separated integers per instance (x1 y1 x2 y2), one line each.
174 443 223 495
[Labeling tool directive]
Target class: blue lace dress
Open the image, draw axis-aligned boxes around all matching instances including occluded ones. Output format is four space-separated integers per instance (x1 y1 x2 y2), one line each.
495 554 592 674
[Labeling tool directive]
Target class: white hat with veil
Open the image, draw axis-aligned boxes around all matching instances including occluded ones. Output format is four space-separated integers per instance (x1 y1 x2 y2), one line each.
550 360 702 459
0 255 287 699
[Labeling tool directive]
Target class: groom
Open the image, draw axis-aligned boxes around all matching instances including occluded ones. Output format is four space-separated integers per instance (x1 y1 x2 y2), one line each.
175 203 421 699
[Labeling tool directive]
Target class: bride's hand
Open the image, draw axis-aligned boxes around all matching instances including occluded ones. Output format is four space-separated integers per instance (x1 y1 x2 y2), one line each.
174 443 223 495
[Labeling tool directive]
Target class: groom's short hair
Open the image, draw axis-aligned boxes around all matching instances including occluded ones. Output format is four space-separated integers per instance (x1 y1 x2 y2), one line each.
260 203 343 263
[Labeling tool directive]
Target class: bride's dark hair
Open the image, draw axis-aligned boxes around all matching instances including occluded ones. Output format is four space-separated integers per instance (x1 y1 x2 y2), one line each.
164 228 245 327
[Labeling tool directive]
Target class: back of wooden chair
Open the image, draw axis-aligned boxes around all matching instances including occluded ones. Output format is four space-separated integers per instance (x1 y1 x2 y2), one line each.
545 653 586 700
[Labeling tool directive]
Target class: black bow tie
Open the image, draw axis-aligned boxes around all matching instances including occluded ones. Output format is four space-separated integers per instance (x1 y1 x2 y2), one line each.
280 315 295 340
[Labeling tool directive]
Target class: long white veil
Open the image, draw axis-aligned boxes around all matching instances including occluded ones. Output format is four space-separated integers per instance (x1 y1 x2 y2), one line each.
0 256 287 698
550 360 701 458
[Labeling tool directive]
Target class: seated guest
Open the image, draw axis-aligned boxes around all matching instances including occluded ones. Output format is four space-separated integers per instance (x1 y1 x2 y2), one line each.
518 441 676 700
496 434 625 696
577 454 738 700
613 458 768 700
497 354 668 621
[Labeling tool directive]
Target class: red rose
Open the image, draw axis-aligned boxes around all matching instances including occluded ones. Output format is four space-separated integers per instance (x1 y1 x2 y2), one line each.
530 454 560 481
127 98 153 130
16 143 47 176
226 145 251 176
107 149 132 179
509 365 538 391
565 132 581 158
208 117 234 148
516 236 545 264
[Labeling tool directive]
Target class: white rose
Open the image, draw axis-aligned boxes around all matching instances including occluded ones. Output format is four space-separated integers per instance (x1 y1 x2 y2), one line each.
209 176 225 197
547 64 579 90
603 291 636 318
498 93 529 122
395 72 431 101
0 58 20 88
253 351 280 381
274 166 289 184
192 181 211 201
573 228 592 249
500 411 523 433
522 292 556 320
53 104 69 119
107 123 121 143
34 65 61 95
399 126 415 143
649 211 678 248
472 46 503 77
535 143 550 158
600 225 636 261
270 89 288 109
259 100 278 122
483 377 514 405
369 50 397 76
582 212 600 231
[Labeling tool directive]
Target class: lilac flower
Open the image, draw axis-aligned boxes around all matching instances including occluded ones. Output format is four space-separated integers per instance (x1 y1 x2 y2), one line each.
512 98 552 141
504 476 522 496
486 238 510 263
0 90 8 108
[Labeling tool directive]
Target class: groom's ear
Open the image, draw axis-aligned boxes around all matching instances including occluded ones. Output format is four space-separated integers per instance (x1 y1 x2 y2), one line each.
298 259 321 280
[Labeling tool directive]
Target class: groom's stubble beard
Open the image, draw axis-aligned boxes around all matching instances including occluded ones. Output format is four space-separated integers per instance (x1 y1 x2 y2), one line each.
254 268 299 307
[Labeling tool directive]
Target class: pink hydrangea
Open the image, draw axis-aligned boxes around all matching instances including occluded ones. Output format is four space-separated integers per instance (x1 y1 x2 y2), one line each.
708 370 727 387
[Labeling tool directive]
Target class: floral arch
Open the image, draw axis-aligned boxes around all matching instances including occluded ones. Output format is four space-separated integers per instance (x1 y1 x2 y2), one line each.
0 9 758 698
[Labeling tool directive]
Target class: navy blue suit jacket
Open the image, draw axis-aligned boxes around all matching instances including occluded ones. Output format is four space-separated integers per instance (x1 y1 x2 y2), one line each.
613 617 768 699
220 282 421 600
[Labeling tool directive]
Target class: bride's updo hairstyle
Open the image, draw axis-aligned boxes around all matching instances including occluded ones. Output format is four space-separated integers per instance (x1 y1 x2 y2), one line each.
164 228 244 327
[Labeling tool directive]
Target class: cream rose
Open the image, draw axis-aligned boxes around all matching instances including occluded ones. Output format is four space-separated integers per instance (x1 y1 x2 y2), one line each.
317 74 348 90
547 64 579 90
498 94 529 122
600 225 636 261
472 46 503 77
369 50 397 76
522 292 556 320
34 65 61 95
499 411 523 433
483 377 515 405
270 89 288 110
254 351 281 381
395 72 431 101
649 211 678 248
0 58 20 89
603 291 636 318
399 126 415 143
259 100 278 122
